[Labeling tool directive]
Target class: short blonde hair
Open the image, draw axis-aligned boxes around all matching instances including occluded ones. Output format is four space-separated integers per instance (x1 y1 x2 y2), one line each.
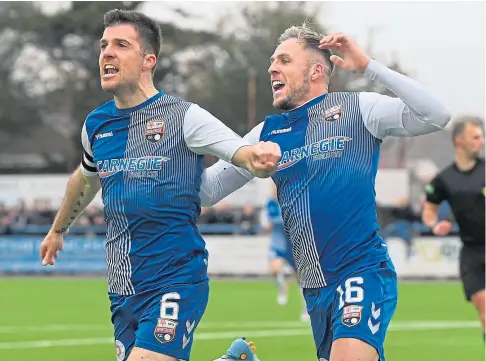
278 22 334 76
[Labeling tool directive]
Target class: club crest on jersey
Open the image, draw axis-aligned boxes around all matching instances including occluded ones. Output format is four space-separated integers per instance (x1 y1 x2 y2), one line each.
115 340 125 361
342 305 363 327
154 318 178 344
145 120 165 143
324 105 343 122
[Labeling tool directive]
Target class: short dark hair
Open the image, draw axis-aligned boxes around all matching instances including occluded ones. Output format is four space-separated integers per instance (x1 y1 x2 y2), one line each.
278 23 334 79
451 115 484 144
103 9 162 73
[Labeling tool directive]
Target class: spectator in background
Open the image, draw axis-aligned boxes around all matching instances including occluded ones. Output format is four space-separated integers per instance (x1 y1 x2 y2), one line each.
238 204 260 235
379 197 422 258
213 200 235 224
3 197 266 237
26 199 56 225
0 202 9 234
198 207 218 225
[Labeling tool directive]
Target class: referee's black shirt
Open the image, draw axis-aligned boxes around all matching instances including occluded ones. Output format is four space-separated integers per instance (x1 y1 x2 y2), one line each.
425 158 485 246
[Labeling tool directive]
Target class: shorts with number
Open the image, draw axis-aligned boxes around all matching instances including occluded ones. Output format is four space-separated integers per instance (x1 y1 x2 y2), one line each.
110 280 209 361
303 261 398 361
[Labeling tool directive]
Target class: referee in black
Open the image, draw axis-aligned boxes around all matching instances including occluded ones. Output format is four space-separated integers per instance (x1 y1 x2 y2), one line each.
422 116 485 340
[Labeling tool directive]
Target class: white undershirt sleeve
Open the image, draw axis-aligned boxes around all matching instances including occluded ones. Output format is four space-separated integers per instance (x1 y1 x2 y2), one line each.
359 59 451 139
80 122 98 177
199 122 264 207
183 104 251 163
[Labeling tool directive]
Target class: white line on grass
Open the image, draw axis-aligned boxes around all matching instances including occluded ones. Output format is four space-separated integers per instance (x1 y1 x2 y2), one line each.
388 320 479 330
200 321 310 329
0 337 114 350
0 321 479 350
0 324 108 333
0 321 310 334
0 320 479 334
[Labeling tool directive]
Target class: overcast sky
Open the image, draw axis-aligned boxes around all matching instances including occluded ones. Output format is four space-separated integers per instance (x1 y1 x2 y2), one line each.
323 1 485 119
42 1 485 119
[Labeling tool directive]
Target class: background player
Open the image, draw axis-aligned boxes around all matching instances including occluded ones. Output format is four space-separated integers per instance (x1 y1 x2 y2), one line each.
266 183 308 321
422 116 485 340
266 182 296 305
39 9 278 361
199 25 451 361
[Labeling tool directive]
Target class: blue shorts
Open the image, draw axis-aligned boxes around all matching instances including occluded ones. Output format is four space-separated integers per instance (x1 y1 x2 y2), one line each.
110 280 209 361
303 261 398 361
269 246 296 270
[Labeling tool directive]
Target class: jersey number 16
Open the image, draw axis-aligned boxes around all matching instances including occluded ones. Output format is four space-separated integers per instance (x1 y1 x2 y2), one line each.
336 276 364 310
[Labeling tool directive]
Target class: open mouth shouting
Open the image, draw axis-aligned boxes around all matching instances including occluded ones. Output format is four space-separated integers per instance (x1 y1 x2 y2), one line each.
102 64 120 79
272 80 286 97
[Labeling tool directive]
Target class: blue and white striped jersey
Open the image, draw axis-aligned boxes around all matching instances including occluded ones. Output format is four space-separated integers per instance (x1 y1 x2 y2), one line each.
80 91 249 295
259 91 387 287
199 60 450 288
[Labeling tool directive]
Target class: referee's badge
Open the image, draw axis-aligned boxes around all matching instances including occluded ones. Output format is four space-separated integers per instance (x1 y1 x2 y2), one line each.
324 104 343 122
425 184 434 195
145 120 165 143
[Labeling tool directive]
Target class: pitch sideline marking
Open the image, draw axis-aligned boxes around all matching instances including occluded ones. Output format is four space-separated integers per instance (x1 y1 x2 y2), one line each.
0 320 478 334
0 321 480 350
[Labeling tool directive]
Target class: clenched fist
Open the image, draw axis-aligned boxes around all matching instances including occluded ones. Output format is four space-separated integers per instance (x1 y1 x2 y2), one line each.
247 141 281 178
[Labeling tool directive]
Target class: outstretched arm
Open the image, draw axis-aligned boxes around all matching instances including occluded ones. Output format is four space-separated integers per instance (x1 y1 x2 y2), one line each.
359 59 451 138
199 160 254 207
199 123 264 206
183 105 279 178
319 33 451 139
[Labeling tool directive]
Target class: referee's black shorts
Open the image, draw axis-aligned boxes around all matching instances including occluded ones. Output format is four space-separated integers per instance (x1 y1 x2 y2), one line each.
459 244 485 301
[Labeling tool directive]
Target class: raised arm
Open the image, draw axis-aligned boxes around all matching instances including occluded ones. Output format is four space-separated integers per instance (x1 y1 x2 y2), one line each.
359 59 452 139
318 33 451 139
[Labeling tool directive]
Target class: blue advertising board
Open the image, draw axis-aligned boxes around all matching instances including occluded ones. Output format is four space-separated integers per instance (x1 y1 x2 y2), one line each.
0 236 107 274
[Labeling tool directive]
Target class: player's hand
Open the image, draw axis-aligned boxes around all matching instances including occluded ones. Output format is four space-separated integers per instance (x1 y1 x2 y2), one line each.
248 141 281 178
432 220 453 236
319 33 370 74
40 231 65 266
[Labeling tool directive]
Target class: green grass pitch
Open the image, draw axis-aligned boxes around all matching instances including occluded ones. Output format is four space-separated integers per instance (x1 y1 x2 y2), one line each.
0 278 483 361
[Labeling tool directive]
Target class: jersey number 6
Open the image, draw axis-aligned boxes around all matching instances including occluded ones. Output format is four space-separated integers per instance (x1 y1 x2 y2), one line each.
336 276 364 309
160 292 181 320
